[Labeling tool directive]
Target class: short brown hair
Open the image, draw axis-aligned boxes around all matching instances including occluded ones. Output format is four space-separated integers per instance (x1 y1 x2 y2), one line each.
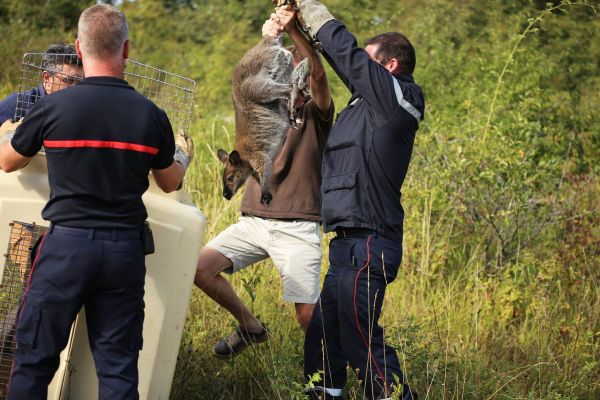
365 32 416 76
77 4 128 59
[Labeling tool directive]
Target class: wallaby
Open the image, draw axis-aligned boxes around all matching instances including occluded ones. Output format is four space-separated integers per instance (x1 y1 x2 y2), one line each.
217 31 311 205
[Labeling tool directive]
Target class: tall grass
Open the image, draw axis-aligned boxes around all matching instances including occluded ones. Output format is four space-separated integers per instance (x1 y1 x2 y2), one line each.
170 1 599 398
173 134 599 399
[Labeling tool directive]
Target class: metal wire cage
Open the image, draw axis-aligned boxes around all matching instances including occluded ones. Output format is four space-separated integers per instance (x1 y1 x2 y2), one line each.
0 222 47 397
14 53 196 136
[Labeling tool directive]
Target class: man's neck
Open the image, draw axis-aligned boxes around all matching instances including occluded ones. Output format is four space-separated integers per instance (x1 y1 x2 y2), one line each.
83 58 125 79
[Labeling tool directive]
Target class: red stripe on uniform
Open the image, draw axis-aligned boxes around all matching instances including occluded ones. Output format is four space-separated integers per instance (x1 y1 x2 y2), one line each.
43 140 159 155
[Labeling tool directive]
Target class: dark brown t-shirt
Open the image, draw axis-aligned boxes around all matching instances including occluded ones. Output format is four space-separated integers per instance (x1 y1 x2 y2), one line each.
240 99 334 221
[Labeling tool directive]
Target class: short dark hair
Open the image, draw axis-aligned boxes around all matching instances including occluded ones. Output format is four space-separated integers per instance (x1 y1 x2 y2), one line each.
365 32 416 76
42 43 81 72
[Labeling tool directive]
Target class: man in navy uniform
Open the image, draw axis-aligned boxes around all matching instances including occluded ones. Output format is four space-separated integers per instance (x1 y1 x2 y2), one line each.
297 1 425 399
0 43 83 125
0 4 192 399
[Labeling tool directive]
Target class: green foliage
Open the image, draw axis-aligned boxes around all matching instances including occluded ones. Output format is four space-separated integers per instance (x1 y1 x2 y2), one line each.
0 0 599 398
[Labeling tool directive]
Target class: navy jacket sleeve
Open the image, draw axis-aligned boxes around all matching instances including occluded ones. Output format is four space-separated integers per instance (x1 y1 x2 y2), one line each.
0 93 18 125
317 20 423 124
11 99 46 157
319 48 355 94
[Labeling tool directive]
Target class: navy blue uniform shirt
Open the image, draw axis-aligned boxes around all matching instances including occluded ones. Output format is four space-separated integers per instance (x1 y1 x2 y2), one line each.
11 76 175 228
0 86 45 125
317 21 425 242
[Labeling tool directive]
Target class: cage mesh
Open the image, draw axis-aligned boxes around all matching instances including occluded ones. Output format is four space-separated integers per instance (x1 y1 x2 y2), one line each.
0 222 47 397
14 53 196 136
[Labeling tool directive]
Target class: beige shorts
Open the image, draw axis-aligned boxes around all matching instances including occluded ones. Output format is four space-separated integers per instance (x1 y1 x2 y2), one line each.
206 215 322 304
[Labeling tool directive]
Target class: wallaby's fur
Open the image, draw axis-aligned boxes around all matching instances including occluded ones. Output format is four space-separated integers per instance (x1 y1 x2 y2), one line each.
218 35 311 205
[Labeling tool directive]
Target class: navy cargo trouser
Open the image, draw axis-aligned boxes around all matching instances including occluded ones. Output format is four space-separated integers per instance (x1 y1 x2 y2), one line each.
7 224 146 400
304 231 416 400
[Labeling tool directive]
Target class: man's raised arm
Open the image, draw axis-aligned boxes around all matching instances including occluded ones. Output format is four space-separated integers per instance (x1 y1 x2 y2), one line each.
296 0 404 116
271 5 332 113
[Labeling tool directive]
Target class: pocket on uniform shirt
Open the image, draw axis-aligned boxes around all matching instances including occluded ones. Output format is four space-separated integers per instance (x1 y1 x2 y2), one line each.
16 297 42 349
323 172 356 193
322 172 363 224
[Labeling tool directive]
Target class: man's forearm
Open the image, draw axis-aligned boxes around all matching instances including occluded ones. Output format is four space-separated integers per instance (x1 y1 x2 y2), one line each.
152 161 185 193
288 25 331 112
288 26 325 83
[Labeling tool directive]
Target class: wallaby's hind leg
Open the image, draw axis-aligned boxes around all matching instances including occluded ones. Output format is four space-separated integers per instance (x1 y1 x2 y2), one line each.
250 155 274 205
289 58 311 127
292 57 311 92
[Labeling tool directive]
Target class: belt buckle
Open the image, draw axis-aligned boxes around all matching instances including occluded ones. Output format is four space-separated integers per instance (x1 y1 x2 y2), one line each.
336 228 348 238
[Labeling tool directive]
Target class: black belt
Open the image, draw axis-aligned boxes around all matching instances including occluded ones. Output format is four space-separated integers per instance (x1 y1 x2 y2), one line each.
335 227 375 238
49 224 142 240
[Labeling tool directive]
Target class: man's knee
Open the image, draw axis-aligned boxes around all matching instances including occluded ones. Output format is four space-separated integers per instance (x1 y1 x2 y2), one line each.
295 303 315 330
194 246 232 287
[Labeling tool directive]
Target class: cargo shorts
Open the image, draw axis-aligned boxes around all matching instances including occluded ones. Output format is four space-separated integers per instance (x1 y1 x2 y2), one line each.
206 215 322 304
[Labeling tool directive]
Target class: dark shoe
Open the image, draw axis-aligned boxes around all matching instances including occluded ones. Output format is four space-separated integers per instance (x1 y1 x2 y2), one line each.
212 322 268 359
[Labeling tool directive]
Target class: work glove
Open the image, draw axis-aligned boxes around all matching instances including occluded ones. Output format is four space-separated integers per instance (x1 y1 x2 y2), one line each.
296 0 335 40
174 129 194 170
0 120 22 145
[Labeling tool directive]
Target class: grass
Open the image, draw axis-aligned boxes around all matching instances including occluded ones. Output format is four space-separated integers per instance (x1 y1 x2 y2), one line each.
169 118 599 399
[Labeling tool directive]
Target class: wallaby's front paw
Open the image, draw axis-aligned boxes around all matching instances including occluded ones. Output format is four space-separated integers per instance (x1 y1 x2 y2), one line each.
260 191 273 205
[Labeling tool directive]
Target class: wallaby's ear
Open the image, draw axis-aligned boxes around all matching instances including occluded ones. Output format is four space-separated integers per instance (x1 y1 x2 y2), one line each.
229 150 241 166
217 149 229 164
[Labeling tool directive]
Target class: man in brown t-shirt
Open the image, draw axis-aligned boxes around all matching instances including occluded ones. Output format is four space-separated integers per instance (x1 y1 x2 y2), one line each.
193 5 333 358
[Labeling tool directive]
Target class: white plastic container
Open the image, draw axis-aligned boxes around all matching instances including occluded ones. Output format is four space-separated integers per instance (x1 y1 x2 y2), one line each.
0 151 205 399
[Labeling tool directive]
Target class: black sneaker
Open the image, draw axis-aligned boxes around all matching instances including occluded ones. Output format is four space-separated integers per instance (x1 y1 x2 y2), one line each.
212 322 269 359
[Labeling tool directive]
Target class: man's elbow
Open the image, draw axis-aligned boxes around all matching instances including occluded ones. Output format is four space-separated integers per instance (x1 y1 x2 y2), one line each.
0 159 19 173
159 180 182 193
0 142 21 172
153 162 186 193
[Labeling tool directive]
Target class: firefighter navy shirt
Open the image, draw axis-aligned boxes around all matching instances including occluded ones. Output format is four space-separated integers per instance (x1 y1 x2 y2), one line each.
11 76 176 228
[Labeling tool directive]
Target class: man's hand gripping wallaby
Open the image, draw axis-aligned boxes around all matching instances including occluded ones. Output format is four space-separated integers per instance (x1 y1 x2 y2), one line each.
217 0 311 205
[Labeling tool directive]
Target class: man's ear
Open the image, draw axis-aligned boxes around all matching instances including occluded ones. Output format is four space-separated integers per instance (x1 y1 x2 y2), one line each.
385 58 401 75
75 39 83 60
41 71 52 94
123 39 129 60
217 149 229 163
229 150 241 166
